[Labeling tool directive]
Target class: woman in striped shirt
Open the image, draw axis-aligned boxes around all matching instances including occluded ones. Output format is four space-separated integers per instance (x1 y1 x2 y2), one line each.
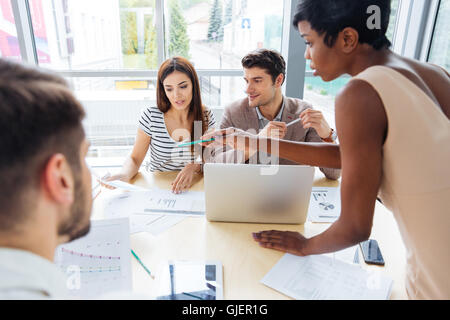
105 57 216 193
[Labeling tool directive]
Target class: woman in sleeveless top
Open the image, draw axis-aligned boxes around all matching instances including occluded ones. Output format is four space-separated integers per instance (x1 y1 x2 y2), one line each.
203 0 450 299
102 57 216 194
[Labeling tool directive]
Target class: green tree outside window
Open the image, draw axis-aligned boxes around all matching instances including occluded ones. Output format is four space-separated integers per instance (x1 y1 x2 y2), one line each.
168 0 190 58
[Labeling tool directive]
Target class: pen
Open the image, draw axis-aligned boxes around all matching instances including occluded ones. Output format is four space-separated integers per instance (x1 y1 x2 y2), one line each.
131 249 155 279
286 118 302 127
176 138 215 148
176 132 240 148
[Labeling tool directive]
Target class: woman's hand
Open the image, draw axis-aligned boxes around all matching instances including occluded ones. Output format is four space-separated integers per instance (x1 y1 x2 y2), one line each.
99 173 130 190
200 128 235 147
252 230 309 256
203 128 259 154
171 163 201 194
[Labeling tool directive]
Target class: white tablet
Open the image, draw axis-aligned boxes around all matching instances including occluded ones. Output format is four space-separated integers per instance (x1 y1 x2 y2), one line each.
156 260 223 300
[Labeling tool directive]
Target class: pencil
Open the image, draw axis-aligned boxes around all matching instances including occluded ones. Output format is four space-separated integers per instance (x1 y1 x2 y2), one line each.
176 132 239 148
286 118 302 127
175 138 215 148
131 249 155 279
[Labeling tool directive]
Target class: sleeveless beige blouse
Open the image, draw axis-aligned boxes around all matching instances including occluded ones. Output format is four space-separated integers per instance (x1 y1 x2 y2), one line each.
353 66 450 300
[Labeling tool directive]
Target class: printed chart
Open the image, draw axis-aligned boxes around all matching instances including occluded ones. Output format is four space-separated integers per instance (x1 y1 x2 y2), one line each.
307 187 341 223
54 218 132 299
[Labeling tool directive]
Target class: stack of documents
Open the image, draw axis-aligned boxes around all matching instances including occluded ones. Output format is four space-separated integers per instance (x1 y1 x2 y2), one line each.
261 254 393 300
102 189 205 234
103 189 205 216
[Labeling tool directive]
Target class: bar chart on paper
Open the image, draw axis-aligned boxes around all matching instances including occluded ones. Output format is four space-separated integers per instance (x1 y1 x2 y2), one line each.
54 218 132 299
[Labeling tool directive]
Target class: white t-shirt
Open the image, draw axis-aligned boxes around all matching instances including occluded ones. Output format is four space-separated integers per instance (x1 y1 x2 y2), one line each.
0 248 69 299
0 247 153 300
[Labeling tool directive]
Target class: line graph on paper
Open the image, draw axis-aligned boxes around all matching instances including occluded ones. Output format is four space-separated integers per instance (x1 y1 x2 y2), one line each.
54 218 132 299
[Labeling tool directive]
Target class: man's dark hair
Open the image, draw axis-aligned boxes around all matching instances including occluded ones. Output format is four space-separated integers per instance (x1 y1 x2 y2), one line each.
0 59 86 230
293 0 392 50
241 49 286 85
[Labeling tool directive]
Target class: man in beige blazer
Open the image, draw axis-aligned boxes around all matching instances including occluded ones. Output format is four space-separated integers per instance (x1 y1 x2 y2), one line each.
207 49 340 180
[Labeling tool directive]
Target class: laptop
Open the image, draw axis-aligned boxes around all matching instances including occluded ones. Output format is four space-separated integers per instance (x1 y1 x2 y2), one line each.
204 163 314 224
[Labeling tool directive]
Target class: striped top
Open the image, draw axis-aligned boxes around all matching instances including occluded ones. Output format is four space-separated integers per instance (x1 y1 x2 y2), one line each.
139 106 216 172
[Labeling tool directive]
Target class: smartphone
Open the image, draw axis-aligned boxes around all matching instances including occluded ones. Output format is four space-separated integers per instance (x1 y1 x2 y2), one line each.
359 239 385 266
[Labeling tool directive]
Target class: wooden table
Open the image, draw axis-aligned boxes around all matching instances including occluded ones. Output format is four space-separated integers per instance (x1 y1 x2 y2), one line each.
93 169 408 300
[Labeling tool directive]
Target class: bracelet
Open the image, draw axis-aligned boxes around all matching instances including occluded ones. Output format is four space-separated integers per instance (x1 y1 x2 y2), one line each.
194 163 203 174
322 128 336 143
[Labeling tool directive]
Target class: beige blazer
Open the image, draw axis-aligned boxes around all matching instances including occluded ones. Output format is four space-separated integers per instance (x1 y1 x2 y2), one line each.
206 97 341 180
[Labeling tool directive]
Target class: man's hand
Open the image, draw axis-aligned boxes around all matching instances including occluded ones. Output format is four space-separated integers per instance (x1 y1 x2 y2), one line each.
300 109 333 140
259 121 287 139
252 230 309 256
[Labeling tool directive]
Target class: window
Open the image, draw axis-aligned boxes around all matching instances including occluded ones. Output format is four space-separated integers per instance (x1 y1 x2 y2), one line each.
164 0 284 69
161 0 284 129
28 0 157 70
119 0 158 69
9 0 410 159
303 75 349 129
386 0 400 43
428 0 450 70
0 0 22 61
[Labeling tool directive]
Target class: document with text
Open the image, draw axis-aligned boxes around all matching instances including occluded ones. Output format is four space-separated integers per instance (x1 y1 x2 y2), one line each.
261 254 392 300
103 189 206 218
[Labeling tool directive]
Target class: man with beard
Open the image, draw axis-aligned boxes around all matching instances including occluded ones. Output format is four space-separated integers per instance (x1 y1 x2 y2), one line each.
207 49 340 180
0 59 92 299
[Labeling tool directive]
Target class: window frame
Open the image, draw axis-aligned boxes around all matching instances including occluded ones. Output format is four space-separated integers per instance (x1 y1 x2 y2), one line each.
393 0 441 61
423 0 445 63
11 0 38 64
10 0 296 98
10 0 439 102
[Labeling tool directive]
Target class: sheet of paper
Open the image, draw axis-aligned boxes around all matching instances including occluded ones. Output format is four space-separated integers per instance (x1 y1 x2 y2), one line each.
103 189 206 219
54 218 132 299
143 189 206 215
129 213 185 235
90 169 150 192
324 245 359 265
308 187 341 223
261 254 392 300
104 180 150 191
